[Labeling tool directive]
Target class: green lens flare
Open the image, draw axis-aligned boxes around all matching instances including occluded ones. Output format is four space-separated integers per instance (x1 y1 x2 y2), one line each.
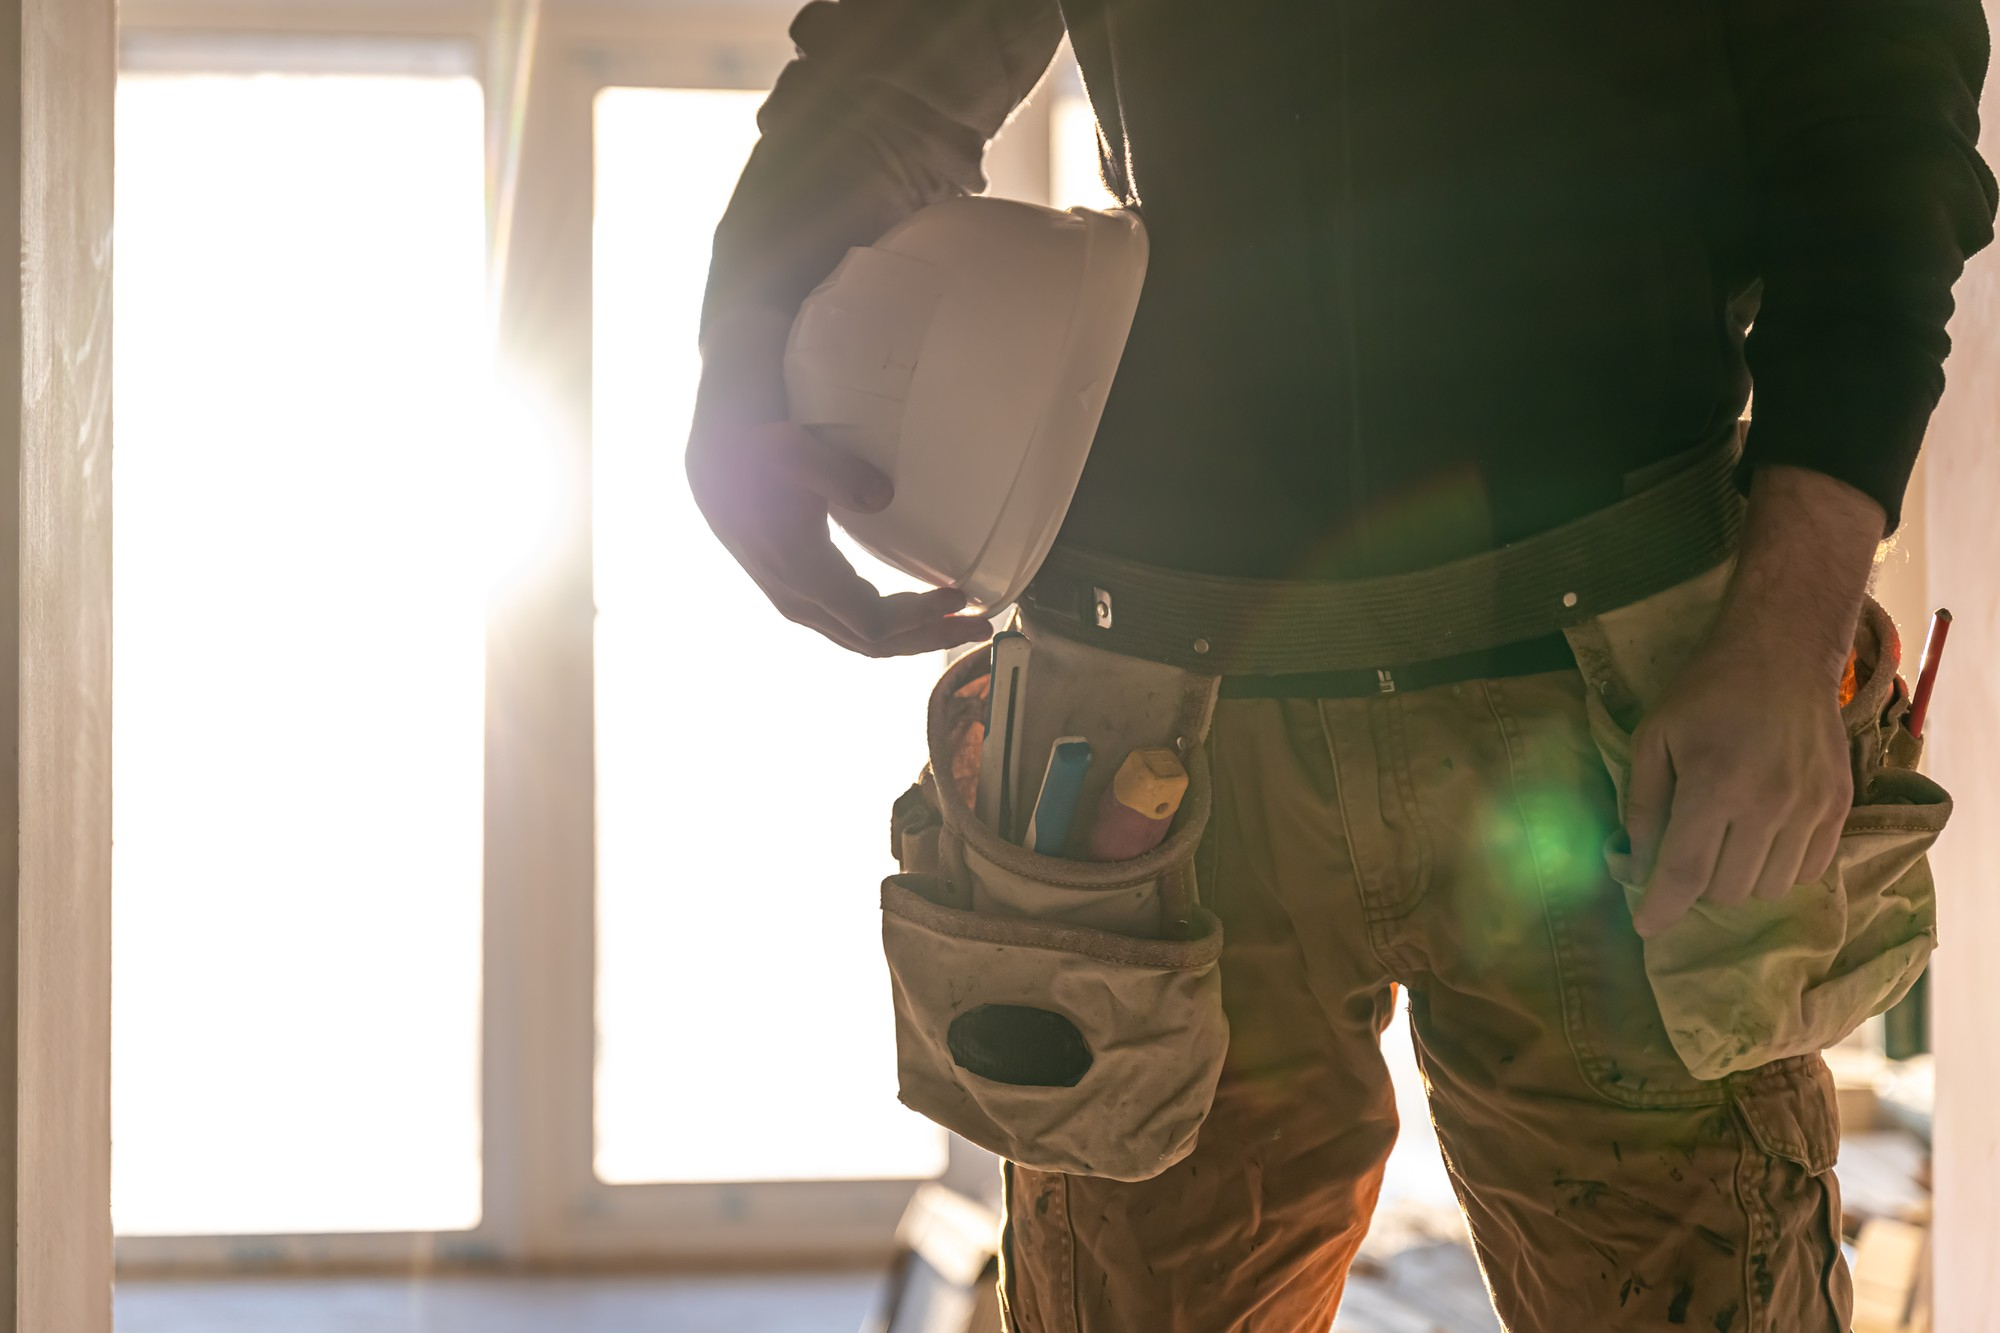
1485 786 1607 906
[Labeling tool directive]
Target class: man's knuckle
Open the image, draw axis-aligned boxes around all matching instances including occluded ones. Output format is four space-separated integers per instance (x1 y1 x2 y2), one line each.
1677 752 1734 784
1654 857 1705 887
1708 879 1753 904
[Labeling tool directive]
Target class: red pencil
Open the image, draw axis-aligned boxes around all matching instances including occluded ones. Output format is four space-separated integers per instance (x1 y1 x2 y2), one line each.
1906 609 1952 740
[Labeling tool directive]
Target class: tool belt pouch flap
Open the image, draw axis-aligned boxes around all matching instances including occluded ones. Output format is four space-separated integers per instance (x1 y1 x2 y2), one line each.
880 641 1227 1182
1567 578 1946 1081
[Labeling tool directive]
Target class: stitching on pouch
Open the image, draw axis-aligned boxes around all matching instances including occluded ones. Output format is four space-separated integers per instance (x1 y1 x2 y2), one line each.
885 881 1224 969
1201 705 1228 919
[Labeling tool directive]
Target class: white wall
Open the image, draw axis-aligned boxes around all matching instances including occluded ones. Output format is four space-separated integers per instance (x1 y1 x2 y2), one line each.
1926 3 2000 1323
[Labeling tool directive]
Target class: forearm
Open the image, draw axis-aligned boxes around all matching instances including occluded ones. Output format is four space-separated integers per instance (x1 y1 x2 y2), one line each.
695 307 794 435
1712 465 1885 685
1725 0 1996 530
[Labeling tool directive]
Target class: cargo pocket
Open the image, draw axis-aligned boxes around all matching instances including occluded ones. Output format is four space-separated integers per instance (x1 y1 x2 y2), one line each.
1728 1057 1850 1328
1569 584 1947 1081
878 639 1228 1182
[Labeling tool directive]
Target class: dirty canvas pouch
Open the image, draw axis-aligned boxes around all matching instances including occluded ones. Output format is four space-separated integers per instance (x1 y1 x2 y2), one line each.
1564 563 1947 1080
878 635 1227 1182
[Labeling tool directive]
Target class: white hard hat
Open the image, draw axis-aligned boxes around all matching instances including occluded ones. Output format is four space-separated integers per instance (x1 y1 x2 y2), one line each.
785 196 1149 611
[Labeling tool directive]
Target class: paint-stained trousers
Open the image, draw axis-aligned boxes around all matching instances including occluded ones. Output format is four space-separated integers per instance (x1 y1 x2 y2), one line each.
999 668 1851 1332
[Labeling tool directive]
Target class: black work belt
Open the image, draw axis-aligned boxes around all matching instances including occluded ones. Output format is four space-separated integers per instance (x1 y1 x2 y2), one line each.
1020 428 1745 683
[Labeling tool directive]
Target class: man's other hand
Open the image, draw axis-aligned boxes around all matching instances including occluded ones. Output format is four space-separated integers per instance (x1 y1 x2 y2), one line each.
1625 464 1884 938
1624 635 1852 937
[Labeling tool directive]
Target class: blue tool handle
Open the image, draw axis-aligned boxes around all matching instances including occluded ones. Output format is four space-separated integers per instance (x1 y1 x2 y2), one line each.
1025 738 1093 855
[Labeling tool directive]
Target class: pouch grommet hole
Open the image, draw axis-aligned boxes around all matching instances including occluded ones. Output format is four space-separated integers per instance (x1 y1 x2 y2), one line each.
947 1004 1094 1088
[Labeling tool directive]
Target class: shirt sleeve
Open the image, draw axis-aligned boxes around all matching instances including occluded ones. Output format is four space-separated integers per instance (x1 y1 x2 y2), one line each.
701 0 1067 340
1725 0 2000 530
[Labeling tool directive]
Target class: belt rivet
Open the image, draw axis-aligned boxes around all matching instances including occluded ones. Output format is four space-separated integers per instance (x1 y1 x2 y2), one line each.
1092 586 1115 629
1562 591 1579 609
1192 637 1210 655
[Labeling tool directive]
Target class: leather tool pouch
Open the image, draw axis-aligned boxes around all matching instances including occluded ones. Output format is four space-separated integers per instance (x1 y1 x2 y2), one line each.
881 621 1226 1181
1564 563 1947 1080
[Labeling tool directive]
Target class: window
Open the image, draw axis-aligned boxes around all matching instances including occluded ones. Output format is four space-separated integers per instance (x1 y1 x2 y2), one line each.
112 65 487 1238
590 86 947 1185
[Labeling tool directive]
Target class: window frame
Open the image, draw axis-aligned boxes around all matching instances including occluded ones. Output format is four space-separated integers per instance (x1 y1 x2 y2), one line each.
113 0 1058 1278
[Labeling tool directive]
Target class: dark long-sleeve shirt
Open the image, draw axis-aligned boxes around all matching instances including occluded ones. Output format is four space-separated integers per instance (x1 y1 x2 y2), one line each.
706 0 1997 580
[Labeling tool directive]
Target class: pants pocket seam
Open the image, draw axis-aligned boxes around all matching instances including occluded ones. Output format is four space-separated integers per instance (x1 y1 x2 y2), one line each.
1383 694 1437 917
1483 678 1725 1112
1000 1164 1023 1333
1060 1173 1082 1333
1315 698 1421 979
1729 1061 1848 1331
1734 1130 1774 1331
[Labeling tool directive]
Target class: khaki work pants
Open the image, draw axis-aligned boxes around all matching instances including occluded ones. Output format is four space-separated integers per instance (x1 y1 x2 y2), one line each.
999 667 1850 1332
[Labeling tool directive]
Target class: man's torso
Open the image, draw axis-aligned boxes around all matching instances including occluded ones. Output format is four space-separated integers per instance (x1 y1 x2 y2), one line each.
1061 0 1762 579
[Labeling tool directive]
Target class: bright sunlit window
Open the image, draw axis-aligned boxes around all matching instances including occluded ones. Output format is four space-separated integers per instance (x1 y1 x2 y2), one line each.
591 87 949 1184
1052 90 1120 211
112 71 487 1236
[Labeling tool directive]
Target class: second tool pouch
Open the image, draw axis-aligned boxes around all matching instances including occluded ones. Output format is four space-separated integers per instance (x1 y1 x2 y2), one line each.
1565 563 1948 1081
881 624 1227 1182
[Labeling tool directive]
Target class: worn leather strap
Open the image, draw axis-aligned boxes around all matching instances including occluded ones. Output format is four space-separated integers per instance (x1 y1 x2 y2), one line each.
1021 428 1746 676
